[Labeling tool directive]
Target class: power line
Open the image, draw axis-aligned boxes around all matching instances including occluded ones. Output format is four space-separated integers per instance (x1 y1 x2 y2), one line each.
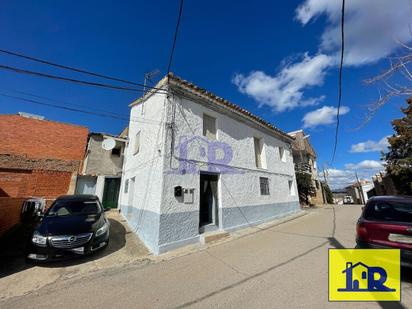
3 88 129 119
167 0 184 74
0 48 164 91
0 92 165 125
331 0 345 163
0 64 168 94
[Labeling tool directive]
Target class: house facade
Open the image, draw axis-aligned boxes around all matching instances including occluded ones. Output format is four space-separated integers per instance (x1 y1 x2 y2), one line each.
288 130 325 205
75 132 126 209
0 113 88 200
119 74 300 254
346 180 374 204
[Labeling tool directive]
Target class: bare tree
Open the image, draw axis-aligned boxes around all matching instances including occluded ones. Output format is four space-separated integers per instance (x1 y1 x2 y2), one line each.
363 42 412 124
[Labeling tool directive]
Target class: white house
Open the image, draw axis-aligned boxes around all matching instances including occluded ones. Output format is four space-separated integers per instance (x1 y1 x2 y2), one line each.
118 74 300 254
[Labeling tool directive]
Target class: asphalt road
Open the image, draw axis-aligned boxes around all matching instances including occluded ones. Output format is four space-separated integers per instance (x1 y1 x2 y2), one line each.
2 205 412 308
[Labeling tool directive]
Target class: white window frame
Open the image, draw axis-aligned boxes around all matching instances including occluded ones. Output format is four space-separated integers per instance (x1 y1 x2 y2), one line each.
289 180 295 196
279 147 286 162
134 131 141 155
254 137 267 169
203 114 217 140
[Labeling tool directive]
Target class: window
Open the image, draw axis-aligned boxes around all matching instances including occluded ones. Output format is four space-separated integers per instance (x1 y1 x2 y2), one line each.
364 201 412 222
124 179 129 193
289 180 295 196
134 131 141 155
279 147 286 162
260 177 270 195
203 114 216 140
254 137 267 168
111 147 121 156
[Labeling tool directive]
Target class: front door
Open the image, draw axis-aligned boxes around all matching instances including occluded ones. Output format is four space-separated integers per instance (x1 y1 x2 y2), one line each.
199 173 219 231
102 177 121 209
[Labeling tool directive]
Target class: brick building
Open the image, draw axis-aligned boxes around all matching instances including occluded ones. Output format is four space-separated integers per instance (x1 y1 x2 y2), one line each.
0 113 89 199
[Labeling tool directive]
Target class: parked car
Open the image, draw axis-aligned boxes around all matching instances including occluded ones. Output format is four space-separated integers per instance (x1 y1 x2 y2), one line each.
356 196 412 263
21 197 46 224
343 195 354 204
26 195 110 261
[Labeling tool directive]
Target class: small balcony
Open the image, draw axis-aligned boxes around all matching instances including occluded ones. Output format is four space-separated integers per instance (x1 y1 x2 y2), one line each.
295 162 312 174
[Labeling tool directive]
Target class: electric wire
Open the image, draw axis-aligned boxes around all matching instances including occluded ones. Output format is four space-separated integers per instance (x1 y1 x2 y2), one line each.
0 93 165 125
0 64 168 94
167 0 184 74
0 48 165 91
331 0 345 163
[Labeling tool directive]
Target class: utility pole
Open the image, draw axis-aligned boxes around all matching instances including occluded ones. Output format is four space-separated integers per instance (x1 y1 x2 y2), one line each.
322 164 329 204
355 171 365 205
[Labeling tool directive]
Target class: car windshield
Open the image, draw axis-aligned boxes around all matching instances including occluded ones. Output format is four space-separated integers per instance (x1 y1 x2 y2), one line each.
364 200 412 223
47 200 101 217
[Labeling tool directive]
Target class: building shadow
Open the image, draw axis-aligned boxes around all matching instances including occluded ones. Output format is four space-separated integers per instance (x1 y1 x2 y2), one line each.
0 224 33 278
0 218 126 276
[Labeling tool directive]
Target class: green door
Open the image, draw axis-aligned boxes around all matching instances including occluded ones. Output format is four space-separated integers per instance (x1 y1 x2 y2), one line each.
102 178 121 209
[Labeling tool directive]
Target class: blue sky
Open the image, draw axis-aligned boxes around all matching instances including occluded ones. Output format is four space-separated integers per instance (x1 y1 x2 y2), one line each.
0 0 411 188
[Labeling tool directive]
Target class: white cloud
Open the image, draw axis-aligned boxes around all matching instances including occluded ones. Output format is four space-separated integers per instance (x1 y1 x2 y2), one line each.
232 53 333 112
350 136 390 153
322 163 383 189
302 105 349 128
345 160 384 170
322 168 355 189
296 0 412 66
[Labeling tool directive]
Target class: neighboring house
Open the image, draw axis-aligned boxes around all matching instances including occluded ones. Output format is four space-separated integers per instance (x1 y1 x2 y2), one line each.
332 189 347 205
288 130 325 205
371 171 398 196
118 73 300 254
75 132 127 209
0 113 88 199
345 180 374 204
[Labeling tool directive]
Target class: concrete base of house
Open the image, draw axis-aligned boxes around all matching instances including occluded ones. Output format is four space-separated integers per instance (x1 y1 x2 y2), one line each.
200 230 229 244
120 201 301 256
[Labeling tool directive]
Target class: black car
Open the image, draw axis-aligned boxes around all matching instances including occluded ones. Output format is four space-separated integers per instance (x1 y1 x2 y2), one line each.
27 195 110 261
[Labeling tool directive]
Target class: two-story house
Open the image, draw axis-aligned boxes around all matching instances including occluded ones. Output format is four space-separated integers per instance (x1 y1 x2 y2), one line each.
288 130 325 205
118 74 300 254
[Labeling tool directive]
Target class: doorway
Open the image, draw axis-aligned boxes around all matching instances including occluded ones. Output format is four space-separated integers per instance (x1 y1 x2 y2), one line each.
199 173 219 233
102 177 121 209
75 176 97 195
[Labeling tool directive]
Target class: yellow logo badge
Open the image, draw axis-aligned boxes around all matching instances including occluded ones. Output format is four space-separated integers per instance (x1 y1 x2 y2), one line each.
329 249 400 301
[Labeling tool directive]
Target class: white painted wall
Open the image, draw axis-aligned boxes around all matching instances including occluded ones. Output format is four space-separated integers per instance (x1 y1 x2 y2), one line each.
120 87 300 254
118 91 168 253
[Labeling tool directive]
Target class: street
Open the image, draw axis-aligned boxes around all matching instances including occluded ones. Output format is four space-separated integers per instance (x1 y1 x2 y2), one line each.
2 205 411 308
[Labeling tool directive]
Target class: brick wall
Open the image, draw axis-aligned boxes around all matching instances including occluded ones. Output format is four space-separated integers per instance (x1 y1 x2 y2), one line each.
0 169 73 199
0 115 88 162
0 197 26 236
0 114 89 198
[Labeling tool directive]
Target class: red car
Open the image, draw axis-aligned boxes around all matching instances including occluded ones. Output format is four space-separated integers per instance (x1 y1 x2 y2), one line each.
356 196 412 263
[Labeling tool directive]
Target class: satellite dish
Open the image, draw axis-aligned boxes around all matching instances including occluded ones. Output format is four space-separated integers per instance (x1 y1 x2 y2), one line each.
102 138 116 151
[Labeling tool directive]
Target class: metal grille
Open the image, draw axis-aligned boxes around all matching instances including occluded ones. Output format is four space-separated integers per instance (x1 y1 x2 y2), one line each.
49 233 93 249
260 177 270 195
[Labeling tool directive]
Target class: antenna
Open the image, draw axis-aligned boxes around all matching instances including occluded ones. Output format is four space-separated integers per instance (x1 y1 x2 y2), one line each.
102 138 116 151
143 69 161 94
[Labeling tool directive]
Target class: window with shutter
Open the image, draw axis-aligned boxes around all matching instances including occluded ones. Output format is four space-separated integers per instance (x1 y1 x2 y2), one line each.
203 114 216 140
